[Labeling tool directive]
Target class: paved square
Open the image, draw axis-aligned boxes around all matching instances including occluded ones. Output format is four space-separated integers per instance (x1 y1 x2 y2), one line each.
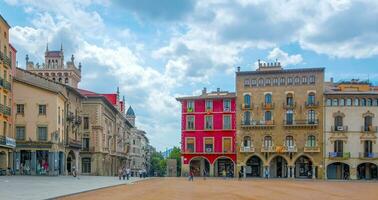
60 178 378 200
0 176 143 200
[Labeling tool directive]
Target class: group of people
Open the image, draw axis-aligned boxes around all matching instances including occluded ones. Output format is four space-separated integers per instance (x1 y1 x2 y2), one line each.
118 167 131 180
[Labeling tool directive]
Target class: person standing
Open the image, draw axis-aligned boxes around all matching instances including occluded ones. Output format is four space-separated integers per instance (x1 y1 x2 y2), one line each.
238 168 243 180
188 170 194 181
203 169 207 180
222 169 227 179
118 168 123 180
126 168 130 180
265 168 269 179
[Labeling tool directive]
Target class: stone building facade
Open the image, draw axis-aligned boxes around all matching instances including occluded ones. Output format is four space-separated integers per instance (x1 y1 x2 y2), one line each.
0 15 16 174
324 79 378 180
236 62 324 179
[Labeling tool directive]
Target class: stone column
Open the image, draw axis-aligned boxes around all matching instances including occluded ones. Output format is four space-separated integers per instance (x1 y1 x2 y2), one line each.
243 165 247 178
209 163 214 177
350 167 357 180
75 151 80 174
287 166 291 178
291 166 294 179
15 152 20 175
31 151 36 175
312 166 316 179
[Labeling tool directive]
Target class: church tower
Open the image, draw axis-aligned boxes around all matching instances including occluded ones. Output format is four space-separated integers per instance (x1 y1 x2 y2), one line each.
126 106 136 127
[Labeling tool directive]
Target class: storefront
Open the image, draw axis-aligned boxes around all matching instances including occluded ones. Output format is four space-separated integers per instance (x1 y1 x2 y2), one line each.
246 156 263 177
214 157 234 177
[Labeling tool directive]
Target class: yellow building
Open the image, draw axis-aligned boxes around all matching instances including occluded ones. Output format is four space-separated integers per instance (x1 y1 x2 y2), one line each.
236 62 324 179
0 14 16 175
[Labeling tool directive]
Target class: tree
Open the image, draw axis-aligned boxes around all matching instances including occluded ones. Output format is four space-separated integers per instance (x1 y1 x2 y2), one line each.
150 151 166 176
168 147 181 176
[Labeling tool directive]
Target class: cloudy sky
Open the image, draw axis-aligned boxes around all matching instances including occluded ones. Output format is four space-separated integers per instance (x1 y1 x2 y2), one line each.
1 0 378 151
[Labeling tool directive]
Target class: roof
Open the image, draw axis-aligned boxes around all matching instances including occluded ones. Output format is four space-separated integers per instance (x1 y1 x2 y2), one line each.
102 94 117 105
46 51 62 57
0 14 11 28
176 91 236 101
236 67 325 76
126 106 135 116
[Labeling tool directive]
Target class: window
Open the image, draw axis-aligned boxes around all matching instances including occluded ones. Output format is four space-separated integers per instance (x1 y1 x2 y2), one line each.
187 100 194 112
16 126 26 140
339 98 345 106
244 94 251 108
286 110 293 125
82 158 91 173
244 79 250 87
83 138 89 150
16 104 24 115
334 116 343 131
265 93 272 104
364 116 373 131
223 115 231 130
332 98 338 106
3 122 6 136
354 98 359 106
243 111 251 125
306 135 316 147
205 116 213 129
204 138 213 152
286 93 293 106
258 78 264 86
223 138 232 153
273 78 278 86
265 78 271 86
264 136 272 147
39 104 46 115
186 115 195 130
307 92 316 105
205 100 213 111
84 117 89 129
65 78 69 84
251 79 257 86
186 138 195 152
346 98 352 106
58 107 60 124
367 98 372 106
287 77 293 85
374 99 378 106
294 76 300 85
38 127 48 141
334 140 343 153
223 99 231 111
280 77 285 85
302 76 308 84
326 98 332 106
243 136 251 147
364 140 373 154
361 98 367 106
285 136 294 147
308 110 316 124
309 75 315 84
264 111 272 121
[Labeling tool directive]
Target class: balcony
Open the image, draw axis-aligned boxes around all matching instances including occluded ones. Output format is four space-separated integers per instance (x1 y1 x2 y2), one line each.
283 119 319 128
240 146 255 153
68 138 82 149
241 103 253 110
0 104 4 114
262 103 275 110
359 152 378 159
0 135 16 148
331 126 348 133
361 126 378 133
304 146 321 153
305 101 320 108
328 152 350 160
82 146 95 152
3 55 11 68
241 120 275 129
3 106 11 116
261 145 275 153
284 145 297 153
283 102 296 109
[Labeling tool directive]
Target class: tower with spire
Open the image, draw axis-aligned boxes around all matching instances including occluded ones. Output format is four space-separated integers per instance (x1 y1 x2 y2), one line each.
126 106 136 127
26 43 82 88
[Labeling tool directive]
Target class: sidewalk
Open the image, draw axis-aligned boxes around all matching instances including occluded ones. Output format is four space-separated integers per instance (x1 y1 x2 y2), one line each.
0 175 145 200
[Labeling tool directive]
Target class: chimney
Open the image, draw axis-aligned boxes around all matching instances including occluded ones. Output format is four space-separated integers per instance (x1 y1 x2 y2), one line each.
202 87 207 95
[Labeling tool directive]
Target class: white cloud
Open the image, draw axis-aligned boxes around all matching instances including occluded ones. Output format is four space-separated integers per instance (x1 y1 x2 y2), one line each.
267 48 303 66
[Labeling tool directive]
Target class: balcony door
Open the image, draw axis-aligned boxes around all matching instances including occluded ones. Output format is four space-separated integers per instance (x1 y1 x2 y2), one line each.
334 140 343 153
364 116 373 131
364 140 373 154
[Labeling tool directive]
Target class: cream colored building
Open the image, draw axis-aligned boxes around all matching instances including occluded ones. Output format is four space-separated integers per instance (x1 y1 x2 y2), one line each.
324 79 378 180
0 14 16 174
236 62 324 179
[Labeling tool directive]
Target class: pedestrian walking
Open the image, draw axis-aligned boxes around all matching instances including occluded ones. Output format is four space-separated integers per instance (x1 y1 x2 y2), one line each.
238 168 243 180
118 168 123 180
265 169 269 179
222 169 227 179
126 168 130 180
122 168 127 180
203 169 207 180
188 170 194 181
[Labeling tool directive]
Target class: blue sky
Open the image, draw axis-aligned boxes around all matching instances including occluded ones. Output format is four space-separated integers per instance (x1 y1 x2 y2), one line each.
1 0 378 151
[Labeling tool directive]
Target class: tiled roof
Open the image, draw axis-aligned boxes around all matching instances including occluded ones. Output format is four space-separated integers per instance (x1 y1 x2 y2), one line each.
236 67 324 76
176 91 236 101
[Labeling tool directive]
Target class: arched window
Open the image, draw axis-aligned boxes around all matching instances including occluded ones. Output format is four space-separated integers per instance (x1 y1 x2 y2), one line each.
302 76 308 84
65 78 69 84
273 78 278 86
265 111 272 121
286 93 293 106
354 98 360 106
346 98 352 106
334 140 343 153
334 116 343 131
258 78 264 86
280 77 285 85
294 76 300 85
307 92 315 105
285 136 294 147
243 136 251 147
374 99 378 106
339 98 345 106
58 78 62 82
367 98 372 106
243 111 251 125
361 98 367 106
264 136 272 147
265 78 271 86
332 99 338 106
308 110 316 124
306 135 316 147
244 94 251 108
286 110 293 125
326 98 332 106
265 93 272 104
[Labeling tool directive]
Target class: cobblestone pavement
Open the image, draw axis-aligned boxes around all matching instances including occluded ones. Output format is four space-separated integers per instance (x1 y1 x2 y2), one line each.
0 175 146 200
60 177 378 200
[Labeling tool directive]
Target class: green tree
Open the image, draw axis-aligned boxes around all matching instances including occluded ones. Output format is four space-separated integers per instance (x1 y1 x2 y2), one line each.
168 147 181 176
150 151 166 176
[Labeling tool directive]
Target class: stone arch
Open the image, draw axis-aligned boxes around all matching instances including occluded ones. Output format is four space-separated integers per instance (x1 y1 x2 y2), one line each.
327 161 351 180
213 156 235 177
332 111 345 118
267 154 290 165
243 153 265 165
291 153 315 166
362 111 375 118
189 156 210 177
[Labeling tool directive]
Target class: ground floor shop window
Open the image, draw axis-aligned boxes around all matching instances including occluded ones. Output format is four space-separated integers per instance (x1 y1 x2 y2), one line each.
20 150 31 175
82 158 91 173
36 150 49 175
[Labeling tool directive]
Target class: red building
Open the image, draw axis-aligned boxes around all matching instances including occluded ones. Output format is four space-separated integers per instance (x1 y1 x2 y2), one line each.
176 88 236 177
